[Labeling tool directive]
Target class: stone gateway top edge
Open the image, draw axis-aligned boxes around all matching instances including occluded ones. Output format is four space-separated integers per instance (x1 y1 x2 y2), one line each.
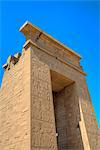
2 21 87 77
19 21 81 59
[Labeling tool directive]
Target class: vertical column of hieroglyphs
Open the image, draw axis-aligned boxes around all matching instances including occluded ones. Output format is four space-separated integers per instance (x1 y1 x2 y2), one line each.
31 50 57 150
0 50 31 150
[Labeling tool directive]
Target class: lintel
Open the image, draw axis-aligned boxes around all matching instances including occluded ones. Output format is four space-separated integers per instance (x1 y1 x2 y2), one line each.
20 21 82 59
23 39 86 76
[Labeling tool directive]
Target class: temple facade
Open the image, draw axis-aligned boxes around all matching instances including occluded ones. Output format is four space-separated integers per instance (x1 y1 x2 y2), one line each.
0 21 99 150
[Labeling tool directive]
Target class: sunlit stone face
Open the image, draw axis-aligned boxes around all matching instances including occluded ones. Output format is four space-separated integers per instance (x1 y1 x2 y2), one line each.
0 21 99 150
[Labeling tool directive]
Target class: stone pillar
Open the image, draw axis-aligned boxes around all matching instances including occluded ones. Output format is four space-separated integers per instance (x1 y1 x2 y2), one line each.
30 46 58 149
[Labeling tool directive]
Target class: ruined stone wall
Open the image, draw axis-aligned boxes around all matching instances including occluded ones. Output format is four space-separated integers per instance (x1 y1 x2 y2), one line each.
0 49 31 150
31 49 57 149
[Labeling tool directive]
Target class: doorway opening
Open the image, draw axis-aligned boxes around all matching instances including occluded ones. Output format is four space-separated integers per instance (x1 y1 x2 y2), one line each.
51 70 75 149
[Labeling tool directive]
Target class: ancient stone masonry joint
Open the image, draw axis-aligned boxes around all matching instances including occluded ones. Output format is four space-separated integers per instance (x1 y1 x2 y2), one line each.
0 21 100 150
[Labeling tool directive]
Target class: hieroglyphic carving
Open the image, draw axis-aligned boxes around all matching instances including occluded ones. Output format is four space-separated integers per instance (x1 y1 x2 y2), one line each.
31 57 57 149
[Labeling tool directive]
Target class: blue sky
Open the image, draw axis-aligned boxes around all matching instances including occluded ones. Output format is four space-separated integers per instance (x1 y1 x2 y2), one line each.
0 1 100 127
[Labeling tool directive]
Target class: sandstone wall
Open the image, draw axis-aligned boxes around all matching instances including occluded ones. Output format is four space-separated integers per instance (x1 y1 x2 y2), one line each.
97 130 100 149
53 83 84 150
0 30 99 150
30 43 99 150
77 79 98 150
0 50 31 150
31 49 57 149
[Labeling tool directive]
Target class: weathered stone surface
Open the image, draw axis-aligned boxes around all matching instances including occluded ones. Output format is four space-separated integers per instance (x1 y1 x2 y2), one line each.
0 49 31 150
0 21 99 150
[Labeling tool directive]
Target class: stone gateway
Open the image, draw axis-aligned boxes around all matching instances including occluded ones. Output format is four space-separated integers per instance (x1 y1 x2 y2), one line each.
0 21 99 150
